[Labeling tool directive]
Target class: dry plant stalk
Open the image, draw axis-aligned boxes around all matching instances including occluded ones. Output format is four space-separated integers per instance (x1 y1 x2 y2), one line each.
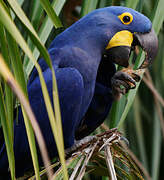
104 145 117 180
143 70 164 139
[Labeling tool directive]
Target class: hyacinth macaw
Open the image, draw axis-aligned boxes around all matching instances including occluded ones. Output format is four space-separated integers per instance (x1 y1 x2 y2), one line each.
0 6 158 178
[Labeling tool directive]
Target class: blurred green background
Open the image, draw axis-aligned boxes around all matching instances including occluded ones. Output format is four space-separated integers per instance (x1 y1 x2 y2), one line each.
0 0 164 179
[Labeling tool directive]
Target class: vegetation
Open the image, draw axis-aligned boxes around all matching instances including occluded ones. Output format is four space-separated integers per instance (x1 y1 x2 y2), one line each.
0 0 163 179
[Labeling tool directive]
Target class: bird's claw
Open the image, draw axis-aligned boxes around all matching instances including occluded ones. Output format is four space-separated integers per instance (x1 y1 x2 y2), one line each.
65 135 97 156
121 68 141 82
119 136 129 147
111 68 141 100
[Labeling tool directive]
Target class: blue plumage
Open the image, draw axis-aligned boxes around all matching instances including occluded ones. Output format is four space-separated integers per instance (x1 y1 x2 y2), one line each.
0 6 153 178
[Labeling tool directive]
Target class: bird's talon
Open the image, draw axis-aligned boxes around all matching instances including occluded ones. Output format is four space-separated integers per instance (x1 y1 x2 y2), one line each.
131 72 141 82
111 70 139 99
119 136 129 147
65 136 97 156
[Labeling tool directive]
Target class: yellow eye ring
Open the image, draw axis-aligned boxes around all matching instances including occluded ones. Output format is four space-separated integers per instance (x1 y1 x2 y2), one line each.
118 12 133 25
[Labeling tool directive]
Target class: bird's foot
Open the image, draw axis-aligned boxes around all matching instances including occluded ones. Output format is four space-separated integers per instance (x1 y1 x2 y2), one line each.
111 68 142 100
65 129 129 158
119 136 129 147
65 135 97 156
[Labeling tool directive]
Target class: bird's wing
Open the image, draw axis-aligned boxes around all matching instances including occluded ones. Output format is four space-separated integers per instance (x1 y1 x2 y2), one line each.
75 82 113 139
23 65 84 149
75 57 116 140
0 65 84 176
28 47 60 85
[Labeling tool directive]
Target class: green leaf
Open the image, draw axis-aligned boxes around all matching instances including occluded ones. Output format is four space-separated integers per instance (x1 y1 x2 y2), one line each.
151 110 161 180
39 0 63 28
0 23 14 140
24 0 66 78
126 0 139 9
53 155 84 179
29 0 43 29
133 96 148 170
6 32 27 93
0 85 15 179
80 0 99 17
7 0 52 68
152 0 164 34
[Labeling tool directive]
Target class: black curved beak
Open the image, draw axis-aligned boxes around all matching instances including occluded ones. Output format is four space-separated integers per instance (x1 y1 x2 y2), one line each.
104 28 158 69
133 28 158 69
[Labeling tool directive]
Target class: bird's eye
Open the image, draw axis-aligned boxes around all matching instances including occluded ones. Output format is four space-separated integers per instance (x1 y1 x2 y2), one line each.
118 12 133 25
123 16 130 23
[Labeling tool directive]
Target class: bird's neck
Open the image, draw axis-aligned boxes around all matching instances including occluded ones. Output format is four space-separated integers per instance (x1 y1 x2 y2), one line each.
52 13 116 83
53 14 113 56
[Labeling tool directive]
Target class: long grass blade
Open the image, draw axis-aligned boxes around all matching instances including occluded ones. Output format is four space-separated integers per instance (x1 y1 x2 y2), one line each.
151 111 161 180
7 23 42 180
39 0 63 28
26 0 43 53
133 96 148 170
69 156 85 180
0 85 15 179
7 0 51 68
126 0 139 9
0 55 54 179
0 1 68 179
0 24 14 140
29 0 43 30
0 2 50 179
80 0 99 17
24 0 66 78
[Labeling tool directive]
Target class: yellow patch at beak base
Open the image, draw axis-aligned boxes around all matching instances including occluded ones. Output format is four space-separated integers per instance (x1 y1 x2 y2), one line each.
106 30 133 49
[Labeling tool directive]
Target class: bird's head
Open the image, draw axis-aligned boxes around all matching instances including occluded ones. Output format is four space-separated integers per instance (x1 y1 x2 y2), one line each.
87 6 158 69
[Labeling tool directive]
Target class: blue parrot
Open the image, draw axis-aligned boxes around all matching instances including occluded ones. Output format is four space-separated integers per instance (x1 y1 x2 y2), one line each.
0 6 158 178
